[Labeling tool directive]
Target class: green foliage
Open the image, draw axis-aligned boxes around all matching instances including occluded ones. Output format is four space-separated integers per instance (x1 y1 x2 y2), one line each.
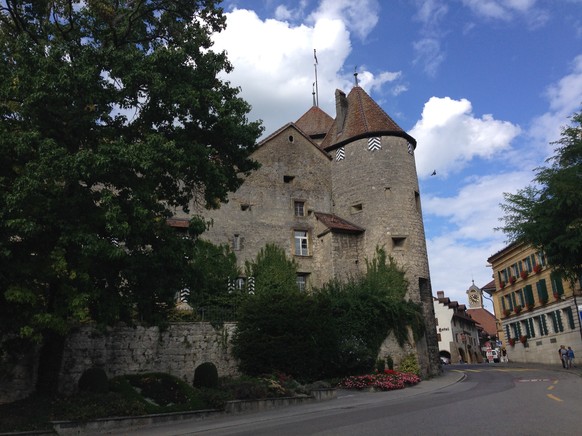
499 109 582 282
233 289 329 380
78 367 109 394
193 362 219 389
365 247 408 300
398 354 421 376
186 240 240 307
244 244 299 295
376 358 386 373
110 373 206 413
0 0 262 391
233 247 425 380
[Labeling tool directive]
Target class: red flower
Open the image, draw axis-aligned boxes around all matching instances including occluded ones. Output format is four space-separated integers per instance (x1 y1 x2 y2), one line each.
520 270 528 280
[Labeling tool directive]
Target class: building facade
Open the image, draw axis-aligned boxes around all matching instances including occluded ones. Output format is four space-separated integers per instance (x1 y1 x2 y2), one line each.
487 242 582 365
433 291 482 364
174 85 440 374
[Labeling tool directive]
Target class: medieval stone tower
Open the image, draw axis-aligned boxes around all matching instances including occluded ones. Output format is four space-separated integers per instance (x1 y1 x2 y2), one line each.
179 84 440 375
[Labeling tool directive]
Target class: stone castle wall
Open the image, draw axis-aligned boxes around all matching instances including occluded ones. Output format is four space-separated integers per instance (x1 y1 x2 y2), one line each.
58 323 240 394
0 322 239 402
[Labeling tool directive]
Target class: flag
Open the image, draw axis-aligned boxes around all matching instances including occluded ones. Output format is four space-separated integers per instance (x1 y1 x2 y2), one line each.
314 49 318 65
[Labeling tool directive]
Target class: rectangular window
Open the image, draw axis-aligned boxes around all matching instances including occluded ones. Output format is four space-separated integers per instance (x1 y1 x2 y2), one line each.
528 318 536 338
535 316 548 336
564 307 575 329
296 274 308 292
537 251 546 266
511 263 519 277
294 230 309 256
524 285 534 306
294 201 305 217
550 271 564 296
233 234 242 251
523 256 532 272
516 289 524 307
536 279 549 302
555 310 564 332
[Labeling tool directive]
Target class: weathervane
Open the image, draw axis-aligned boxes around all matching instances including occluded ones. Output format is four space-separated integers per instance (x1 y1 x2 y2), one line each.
354 66 359 86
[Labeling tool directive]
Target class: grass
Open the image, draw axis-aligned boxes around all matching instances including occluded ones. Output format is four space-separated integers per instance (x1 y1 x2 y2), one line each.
0 372 314 433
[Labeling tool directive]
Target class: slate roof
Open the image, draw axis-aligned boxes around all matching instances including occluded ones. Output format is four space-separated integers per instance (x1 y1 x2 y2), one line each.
295 106 334 139
314 212 365 235
320 86 416 150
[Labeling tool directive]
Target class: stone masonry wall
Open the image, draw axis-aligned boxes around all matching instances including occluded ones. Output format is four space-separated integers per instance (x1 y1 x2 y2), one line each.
58 322 239 395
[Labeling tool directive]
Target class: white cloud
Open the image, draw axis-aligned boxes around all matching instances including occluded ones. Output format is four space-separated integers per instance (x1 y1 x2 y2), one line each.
211 3 400 135
412 38 445 77
529 54 582 152
411 97 521 178
412 1 448 76
308 0 380 41
423 170 533 305
461 0 549 27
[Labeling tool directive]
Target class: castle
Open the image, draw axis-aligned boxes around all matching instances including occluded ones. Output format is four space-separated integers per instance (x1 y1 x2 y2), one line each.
174 84 440 375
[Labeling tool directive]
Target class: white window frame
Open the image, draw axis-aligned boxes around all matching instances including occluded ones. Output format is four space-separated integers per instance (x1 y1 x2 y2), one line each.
294 230 309 256
294 201 305 217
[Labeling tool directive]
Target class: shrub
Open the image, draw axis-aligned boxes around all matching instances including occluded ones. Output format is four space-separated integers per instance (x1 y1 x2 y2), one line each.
78 367 109 393
111 373 206 413
376 358 385 373
398 354 421 376
193 362 219 389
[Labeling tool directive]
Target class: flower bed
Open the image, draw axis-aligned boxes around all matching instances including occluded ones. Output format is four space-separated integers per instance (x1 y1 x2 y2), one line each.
337 370 421 391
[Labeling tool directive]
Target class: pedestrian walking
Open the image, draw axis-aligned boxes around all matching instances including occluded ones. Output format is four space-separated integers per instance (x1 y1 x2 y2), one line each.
567 347 575 368
559 345 568 368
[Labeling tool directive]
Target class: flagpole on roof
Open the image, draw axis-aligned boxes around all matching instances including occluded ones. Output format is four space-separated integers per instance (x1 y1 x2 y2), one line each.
313 49 319 107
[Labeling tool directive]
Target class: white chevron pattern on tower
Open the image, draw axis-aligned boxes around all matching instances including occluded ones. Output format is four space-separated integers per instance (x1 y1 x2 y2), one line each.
368 137 381 151
336 146 345 161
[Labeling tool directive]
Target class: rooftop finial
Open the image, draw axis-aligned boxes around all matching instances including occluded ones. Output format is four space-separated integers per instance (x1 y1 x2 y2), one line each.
312 82 316 107
354 66 359 87
313 49 319 107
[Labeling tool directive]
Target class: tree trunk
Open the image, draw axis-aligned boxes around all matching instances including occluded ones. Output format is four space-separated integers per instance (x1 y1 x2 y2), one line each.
35 330 65 395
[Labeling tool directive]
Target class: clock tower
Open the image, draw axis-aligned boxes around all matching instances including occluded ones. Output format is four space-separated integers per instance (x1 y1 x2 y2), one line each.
466 281 482 308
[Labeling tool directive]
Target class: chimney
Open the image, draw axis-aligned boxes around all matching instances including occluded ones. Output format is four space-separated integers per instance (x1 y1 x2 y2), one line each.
437 291 445 299
335 89 348 134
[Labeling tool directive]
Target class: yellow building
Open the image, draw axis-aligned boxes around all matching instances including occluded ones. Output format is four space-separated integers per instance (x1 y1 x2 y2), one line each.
487 242 582 365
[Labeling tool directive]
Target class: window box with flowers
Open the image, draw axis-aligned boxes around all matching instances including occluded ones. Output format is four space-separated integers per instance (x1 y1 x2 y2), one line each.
499 281 506 289
514 305 522 314
503 309 511 317
509 338 516 347
509 276 517 285
533 264 542 274
553 292 560 300
519 335 527 344
520 270 529 280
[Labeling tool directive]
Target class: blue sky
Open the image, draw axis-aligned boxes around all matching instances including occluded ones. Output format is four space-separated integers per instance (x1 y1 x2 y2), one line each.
212 0 582 309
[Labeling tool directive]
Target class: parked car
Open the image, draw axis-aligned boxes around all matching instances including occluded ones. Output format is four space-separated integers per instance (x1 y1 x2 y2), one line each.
440 356 450 365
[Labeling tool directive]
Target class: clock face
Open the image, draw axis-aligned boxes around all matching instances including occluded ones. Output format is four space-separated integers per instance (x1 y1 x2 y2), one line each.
469 293 480 305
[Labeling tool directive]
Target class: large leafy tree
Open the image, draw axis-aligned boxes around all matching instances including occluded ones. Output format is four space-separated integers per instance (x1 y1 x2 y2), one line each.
499 110 582 282
0 0 262 393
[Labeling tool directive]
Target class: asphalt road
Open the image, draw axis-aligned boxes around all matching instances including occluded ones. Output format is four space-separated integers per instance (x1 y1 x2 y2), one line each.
108 364 582 436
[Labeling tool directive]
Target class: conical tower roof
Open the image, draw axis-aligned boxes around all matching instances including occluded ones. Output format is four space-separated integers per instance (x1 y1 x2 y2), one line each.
320 86 415 150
